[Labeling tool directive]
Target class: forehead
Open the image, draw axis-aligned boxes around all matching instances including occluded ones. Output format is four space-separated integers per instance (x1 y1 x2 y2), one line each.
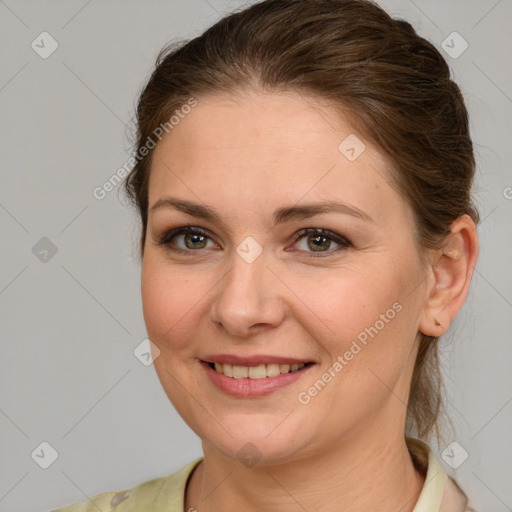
153 90 365 172
148 90 411 228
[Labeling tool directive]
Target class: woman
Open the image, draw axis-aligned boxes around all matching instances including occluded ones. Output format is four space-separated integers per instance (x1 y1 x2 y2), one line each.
53 0 479 510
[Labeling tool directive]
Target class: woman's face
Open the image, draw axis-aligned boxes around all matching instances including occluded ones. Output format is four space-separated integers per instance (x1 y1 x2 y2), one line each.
141 90 432 465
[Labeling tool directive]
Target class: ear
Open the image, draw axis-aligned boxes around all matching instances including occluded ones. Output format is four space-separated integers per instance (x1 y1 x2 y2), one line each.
419 214 479 337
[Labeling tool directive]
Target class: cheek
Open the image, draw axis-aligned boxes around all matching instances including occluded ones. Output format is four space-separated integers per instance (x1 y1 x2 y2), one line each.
141 257 204 353
296 262 405 344
297 279 414 435
299 259 418 391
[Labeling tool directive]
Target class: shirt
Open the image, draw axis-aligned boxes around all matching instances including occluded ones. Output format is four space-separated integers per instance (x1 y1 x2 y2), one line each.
51 440 471 511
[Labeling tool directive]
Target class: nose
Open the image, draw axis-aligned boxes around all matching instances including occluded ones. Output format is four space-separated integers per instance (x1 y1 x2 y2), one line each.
209 247 286 338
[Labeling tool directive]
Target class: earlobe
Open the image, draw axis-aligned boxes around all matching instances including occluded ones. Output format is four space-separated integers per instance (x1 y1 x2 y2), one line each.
418 215 479 337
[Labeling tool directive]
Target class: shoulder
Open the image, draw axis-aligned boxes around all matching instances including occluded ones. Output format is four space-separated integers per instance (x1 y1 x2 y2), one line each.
51 458 202 512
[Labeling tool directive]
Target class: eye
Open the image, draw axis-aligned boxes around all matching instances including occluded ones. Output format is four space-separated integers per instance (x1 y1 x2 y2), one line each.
290 227 351 258
155 225 218 253
155 225 352 258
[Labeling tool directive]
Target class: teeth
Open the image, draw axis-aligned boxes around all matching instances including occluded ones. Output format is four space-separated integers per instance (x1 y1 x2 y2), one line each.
248 364 267 379
266 363 281 377
211 362 305 378
223 363 233 377
233 365 249 379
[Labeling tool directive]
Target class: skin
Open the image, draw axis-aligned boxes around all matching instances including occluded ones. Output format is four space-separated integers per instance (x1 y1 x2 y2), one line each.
141 89 478 511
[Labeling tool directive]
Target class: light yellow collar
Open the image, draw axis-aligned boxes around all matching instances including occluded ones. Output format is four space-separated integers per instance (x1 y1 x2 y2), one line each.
412 440 469 512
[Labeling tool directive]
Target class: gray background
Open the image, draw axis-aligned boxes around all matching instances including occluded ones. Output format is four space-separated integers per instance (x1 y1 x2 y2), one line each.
0 0 511 510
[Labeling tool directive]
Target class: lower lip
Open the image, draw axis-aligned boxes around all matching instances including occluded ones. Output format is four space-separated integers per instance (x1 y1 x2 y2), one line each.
201 361 313 398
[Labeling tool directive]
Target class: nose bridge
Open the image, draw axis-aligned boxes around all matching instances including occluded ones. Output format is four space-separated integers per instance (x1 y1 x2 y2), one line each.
210 240 284 335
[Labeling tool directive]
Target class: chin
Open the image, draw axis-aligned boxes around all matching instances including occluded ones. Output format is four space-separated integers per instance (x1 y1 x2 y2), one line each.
196 414 317 467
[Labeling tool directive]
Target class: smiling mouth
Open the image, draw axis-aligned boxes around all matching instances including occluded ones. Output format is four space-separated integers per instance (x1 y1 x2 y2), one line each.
207 362 312 379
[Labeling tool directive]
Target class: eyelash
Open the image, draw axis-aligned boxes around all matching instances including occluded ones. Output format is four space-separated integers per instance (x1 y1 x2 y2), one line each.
155 225 352 258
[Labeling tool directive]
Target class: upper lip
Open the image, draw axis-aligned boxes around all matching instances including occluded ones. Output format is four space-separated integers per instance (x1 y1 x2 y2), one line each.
202 354 313 366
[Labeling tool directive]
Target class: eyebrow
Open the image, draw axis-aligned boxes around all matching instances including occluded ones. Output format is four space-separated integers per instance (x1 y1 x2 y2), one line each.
149 197 374 225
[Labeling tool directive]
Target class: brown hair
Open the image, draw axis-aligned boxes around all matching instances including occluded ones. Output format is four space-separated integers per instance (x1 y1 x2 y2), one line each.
124 0 479 449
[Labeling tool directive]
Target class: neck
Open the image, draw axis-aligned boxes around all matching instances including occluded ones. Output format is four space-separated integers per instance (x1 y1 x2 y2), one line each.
185 428 425 512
